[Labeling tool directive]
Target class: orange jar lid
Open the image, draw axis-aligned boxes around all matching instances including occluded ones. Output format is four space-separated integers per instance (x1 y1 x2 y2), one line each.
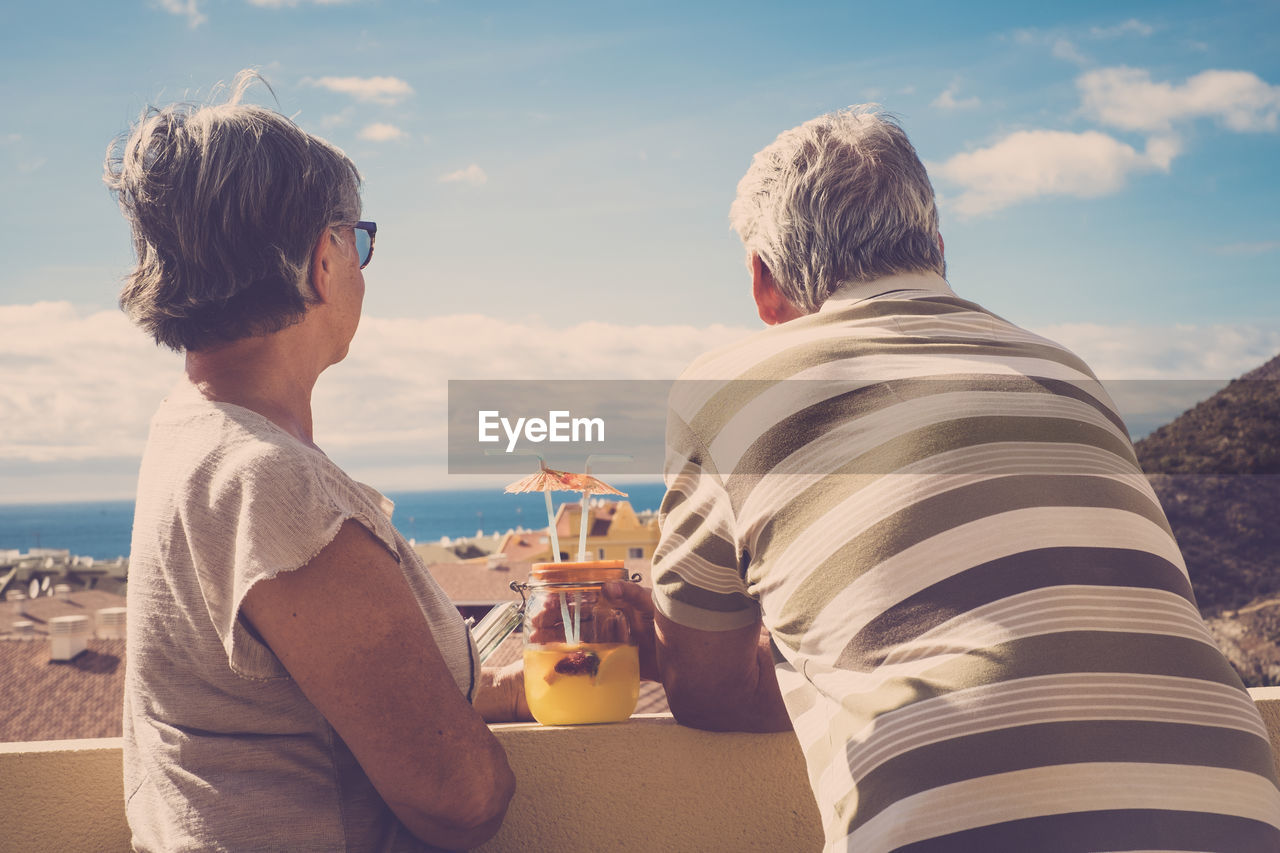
528 560 628 585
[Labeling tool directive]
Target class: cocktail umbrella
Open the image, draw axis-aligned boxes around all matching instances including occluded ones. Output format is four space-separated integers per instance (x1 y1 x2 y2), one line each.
503 459 627 563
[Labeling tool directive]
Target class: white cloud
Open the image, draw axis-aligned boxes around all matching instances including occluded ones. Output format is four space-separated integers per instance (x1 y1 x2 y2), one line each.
158 0 206 28
1031 322 1280 380
1089 19 1154 39
1079 67 1280 133
248 0 358 6
1050 38 1088 65
0 303 181 463
932 85 980 111
358 122 406 142
307 75 414 105
0 302 749 476
932 129 1175 217
440 164 488 186
5 304 1277 494
1007 28 1087 64
1029 321 1280 438
319 112 352 129
1214 240 1280 256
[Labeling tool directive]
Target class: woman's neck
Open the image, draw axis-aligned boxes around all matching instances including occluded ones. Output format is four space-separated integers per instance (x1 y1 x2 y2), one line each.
184 329 323 446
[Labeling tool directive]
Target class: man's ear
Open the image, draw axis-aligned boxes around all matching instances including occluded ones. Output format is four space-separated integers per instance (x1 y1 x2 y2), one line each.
309 229 335 304
751 253 804 325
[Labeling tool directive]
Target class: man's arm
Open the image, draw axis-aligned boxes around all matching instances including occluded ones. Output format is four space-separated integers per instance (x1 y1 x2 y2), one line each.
241 519 515 851
656 609 792 733
604 580 791 733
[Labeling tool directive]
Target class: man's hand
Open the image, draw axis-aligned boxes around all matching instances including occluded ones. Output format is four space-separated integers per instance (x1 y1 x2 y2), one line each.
601 581 660 682
524 581 660 682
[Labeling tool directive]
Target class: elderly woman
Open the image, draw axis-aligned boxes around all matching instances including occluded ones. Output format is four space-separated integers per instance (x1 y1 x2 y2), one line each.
105 73 528 852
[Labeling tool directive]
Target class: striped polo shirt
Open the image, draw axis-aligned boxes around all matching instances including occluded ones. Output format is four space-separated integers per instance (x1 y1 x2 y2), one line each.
652 271 1280 852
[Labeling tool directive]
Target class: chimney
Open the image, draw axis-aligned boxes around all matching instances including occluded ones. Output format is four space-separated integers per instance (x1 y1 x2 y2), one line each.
96 607 127 639
49 614 91 661
4 590 26 602
12 620 34 638
53 583 71 598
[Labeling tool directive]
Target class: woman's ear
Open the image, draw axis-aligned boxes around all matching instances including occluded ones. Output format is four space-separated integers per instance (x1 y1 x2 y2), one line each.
309 229 335 304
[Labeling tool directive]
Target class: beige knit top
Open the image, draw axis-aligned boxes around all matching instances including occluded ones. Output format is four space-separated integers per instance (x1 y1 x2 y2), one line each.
123 383 475 852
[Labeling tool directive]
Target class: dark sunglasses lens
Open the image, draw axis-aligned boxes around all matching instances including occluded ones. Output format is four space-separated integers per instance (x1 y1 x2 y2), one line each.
354 228 372 268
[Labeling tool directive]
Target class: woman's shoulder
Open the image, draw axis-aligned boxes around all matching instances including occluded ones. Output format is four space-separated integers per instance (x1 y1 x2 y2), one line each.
141 386 398 546
143 390 332 509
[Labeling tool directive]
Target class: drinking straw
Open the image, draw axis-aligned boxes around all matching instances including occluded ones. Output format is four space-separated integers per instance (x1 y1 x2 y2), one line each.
544 491 560 562
577 454 633 561
559 593 580 646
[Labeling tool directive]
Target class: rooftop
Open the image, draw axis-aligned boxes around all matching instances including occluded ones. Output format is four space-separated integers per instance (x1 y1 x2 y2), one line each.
0 638 126 742
0 589 128 637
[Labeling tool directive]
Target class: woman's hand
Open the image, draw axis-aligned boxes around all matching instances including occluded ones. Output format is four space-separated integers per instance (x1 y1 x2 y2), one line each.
473 660 532 723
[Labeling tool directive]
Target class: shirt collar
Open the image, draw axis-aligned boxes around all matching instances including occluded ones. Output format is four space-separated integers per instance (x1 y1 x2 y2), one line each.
817 271 954 314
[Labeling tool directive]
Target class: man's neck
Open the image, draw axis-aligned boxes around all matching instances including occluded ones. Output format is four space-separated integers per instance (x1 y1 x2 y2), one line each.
819 270 953 313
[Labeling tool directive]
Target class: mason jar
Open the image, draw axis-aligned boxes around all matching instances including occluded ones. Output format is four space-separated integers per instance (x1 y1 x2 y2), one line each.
513 560 641 725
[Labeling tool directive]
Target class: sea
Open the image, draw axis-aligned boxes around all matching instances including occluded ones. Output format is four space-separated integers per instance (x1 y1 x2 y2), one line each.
0 483 669 561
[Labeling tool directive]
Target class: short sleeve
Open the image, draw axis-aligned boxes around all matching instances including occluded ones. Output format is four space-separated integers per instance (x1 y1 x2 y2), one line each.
183 431 402 680
651 407 760 631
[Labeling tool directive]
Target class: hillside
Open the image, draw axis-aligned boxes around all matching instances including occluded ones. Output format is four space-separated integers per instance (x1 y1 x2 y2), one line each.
1133 353 1280 615
1136 355 1280 476
1131 353 1280 686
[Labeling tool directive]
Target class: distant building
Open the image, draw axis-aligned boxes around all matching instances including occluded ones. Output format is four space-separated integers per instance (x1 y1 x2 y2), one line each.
553 500 660 563
476 500 660 565
0 550 129 599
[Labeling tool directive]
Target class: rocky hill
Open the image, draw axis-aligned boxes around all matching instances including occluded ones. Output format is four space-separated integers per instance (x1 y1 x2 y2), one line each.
1132 353 1280 685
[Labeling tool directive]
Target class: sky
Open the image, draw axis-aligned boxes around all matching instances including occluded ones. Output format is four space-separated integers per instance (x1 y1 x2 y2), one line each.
1 0 1278 503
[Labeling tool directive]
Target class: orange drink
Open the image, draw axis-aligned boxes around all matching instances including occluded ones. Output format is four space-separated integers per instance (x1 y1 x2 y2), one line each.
523 641 640 725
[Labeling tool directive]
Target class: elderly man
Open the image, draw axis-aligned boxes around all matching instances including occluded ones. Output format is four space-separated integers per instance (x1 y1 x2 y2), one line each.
644 108 1280 851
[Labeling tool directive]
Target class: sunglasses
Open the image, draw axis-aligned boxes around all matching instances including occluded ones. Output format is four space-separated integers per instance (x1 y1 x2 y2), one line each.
353 221 377 269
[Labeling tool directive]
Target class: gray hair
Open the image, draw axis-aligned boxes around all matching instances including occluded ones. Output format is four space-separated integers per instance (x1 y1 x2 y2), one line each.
728 106 944 313
104 70 361 352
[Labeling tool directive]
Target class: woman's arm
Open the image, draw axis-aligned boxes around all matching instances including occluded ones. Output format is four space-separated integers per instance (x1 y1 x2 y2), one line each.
241 519 515 851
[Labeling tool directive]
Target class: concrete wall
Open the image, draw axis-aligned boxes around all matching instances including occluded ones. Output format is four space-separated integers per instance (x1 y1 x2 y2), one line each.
479 715 822 852
0 738 130 853
5 691 1280 853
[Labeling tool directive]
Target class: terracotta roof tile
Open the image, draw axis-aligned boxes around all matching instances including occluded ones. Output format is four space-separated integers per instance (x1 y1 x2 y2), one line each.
0 638 126 742
426 561 528 605
497 531 552 564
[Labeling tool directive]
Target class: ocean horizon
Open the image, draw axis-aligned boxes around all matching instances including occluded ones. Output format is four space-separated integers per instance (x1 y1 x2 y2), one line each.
0 483 669 561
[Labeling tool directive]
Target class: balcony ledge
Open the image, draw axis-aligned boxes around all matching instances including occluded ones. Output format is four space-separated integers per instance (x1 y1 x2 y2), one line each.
4 690 1280 852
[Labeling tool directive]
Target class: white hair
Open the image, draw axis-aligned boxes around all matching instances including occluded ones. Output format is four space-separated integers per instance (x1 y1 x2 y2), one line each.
729 106 944 313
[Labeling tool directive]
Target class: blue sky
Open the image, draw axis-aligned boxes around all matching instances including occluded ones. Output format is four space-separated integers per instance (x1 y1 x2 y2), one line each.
1 0 1278 503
